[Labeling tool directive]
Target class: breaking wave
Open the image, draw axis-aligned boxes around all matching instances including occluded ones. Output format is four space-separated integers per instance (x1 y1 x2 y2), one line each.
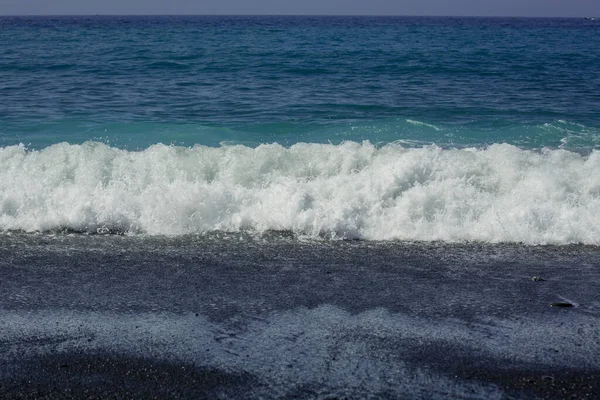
1 141 599 244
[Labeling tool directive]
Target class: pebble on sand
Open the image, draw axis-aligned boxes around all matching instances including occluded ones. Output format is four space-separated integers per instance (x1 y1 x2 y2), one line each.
550 302 574 308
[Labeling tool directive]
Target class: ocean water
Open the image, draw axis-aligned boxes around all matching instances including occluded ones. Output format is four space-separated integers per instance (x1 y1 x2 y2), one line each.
1 16 599 244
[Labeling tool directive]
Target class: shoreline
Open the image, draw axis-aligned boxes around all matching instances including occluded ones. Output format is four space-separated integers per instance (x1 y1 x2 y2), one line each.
1 235 599 398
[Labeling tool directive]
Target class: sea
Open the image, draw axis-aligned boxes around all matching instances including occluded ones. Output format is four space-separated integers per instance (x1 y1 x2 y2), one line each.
0 16 599 243
2 15 600 399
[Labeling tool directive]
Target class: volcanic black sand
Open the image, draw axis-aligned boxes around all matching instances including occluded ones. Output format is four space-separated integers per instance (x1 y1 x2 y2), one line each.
1 233 599 399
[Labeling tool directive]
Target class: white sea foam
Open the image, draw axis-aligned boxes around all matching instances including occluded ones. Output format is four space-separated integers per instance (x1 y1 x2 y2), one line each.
405 119 442 131
1 141 600 244
543 120 600 151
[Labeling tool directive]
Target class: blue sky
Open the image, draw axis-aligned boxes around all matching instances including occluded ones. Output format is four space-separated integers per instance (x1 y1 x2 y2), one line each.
1 0 599 17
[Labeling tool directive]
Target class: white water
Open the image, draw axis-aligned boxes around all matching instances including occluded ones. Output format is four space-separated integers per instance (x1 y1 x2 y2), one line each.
1 141 599 244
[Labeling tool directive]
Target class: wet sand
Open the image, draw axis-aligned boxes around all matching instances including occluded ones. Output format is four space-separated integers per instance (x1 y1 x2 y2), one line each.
1 234 599 399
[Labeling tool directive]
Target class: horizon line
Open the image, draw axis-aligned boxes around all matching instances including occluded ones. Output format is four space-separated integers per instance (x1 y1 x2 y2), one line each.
0 14 596 19
0 13 600 19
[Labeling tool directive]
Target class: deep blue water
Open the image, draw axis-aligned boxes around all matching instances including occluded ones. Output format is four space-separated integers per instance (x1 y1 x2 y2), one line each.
1 16 599 242
1 16 599 149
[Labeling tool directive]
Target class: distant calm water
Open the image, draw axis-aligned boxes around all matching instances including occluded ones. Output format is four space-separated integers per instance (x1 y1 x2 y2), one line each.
1 16 599 243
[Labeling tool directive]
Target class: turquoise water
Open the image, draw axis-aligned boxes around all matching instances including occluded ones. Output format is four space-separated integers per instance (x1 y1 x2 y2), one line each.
1 16 599 150
1 16 599 242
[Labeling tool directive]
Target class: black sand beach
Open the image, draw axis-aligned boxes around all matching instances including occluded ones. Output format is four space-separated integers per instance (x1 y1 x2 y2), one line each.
1 233 599 399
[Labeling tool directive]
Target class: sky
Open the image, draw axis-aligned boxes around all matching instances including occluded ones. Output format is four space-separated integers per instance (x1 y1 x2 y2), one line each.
1 0 599 17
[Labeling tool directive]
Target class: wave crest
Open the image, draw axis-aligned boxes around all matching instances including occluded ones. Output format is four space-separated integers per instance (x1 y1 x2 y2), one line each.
1 141 599 244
